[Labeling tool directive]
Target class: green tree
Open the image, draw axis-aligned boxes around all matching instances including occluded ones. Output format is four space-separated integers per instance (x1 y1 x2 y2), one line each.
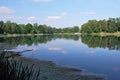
25 23 33 33
0 21 4 34
81 17 120 33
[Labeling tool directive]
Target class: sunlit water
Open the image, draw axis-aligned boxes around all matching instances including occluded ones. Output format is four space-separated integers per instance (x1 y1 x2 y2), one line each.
0 35 120 80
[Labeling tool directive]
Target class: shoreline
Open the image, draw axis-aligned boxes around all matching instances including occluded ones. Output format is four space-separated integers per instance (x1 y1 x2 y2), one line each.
19 56 104 80
82 32 120 36
0 34 48 37
0 51 104 80
0 33 81 38
0 32 120 37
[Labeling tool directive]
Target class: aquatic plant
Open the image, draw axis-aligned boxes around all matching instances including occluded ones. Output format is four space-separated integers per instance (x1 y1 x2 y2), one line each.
0 52 40 80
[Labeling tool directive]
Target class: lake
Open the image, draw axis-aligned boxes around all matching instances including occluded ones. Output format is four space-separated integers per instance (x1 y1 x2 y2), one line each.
0 35 120 80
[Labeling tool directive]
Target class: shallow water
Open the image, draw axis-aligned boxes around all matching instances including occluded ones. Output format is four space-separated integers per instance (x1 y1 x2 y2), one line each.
0 35 120 80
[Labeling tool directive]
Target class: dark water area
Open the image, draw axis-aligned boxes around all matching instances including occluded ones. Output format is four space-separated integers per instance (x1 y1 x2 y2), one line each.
0 35 120 80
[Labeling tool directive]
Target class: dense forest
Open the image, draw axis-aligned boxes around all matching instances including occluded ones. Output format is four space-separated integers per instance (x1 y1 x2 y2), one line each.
0 17 120 34
81 17 120 33
0 21 79 34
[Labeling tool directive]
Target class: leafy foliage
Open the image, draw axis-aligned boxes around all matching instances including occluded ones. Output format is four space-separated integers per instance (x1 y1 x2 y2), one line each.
0 21 79 34
81 17 120 33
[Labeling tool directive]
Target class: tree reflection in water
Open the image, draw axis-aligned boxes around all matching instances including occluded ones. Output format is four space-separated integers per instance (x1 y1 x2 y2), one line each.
81 35 120 50
0 35 120 51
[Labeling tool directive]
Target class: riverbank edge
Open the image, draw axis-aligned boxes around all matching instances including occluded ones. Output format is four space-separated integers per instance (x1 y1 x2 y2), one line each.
0 33 81 37
81 32 120 36
0 51 104 80
0 32 120 37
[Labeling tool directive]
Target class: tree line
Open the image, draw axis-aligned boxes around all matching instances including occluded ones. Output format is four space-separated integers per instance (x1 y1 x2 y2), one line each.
81 17 120 33
1 17 120 34
0 21 79 34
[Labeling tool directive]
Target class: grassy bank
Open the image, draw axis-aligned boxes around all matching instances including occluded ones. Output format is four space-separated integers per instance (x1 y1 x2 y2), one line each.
1 32 120 38
99 32 120 36
82 32 120 36
0 34 45 37
0 33 81 37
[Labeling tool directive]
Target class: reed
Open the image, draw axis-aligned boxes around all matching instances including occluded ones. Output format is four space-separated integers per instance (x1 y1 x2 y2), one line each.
0 52 40 80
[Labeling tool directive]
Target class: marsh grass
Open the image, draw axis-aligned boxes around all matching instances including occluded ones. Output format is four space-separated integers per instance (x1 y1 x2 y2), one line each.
0 52 40 80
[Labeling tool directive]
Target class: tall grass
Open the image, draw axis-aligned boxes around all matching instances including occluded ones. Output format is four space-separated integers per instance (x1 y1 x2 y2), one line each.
0 52 40 80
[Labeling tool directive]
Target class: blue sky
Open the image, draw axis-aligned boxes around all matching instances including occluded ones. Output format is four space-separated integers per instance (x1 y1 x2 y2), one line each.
0 0 120 28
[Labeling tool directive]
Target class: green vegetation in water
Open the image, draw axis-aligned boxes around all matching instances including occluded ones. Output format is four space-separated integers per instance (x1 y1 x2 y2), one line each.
0 51 40 80
0 51 104 80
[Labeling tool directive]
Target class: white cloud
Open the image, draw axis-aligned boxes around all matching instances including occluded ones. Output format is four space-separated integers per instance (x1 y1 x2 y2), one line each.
61 50 67 54
45 45 67 54
48 47 62 51
0 15 38 22
0 6 15 14
80 12 96 15
27 16 38 20
48 16 61 19
45 12 67 21
0 15 23 20
45 45 62 50
32 0 52 2
45 16 61 21
61 12 68 16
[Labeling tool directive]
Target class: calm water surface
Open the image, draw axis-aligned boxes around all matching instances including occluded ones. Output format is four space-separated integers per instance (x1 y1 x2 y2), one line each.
0 35 120 80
